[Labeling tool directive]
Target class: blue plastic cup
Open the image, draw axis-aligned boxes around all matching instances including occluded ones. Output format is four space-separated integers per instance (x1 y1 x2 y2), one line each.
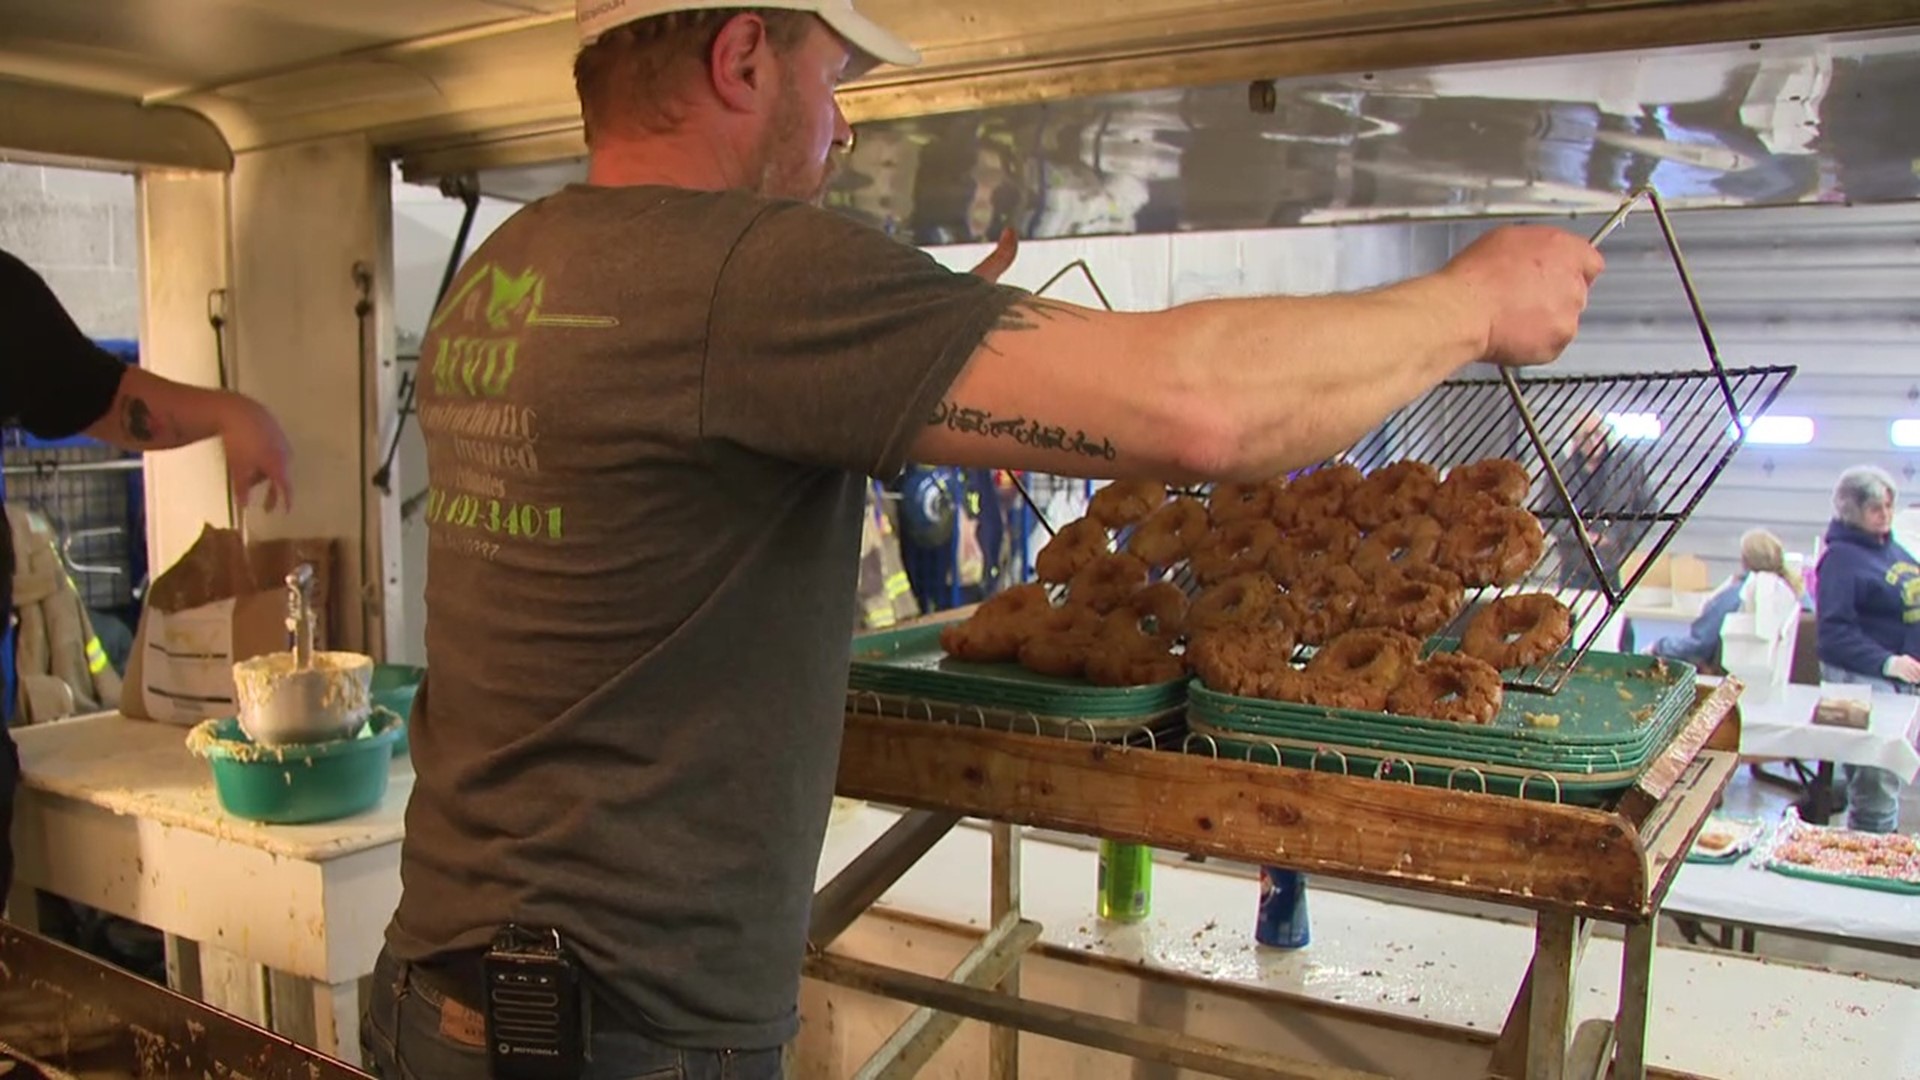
1256 866 1310 948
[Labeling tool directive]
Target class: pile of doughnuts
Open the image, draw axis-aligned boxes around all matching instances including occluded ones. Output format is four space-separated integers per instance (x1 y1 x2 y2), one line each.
936 458 1576 710
940 480 1189 688
1191 623 1509 724
1178 457 1572 721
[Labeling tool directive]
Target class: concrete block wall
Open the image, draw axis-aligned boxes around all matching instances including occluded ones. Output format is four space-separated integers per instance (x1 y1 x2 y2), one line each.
0 161 140 340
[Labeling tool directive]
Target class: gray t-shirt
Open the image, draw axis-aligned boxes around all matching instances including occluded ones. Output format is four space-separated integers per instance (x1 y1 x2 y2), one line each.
387 184 1020 1048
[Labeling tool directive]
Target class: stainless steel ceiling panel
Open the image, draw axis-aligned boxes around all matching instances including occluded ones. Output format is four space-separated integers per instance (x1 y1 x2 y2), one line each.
815 31 1920 242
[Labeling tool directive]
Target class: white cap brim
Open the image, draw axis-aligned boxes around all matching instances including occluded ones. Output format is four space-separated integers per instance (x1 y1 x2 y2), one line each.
817 5 920 69
578 1 921 70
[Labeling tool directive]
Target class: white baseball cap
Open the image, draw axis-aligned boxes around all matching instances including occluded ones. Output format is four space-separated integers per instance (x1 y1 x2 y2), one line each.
576 0 921 69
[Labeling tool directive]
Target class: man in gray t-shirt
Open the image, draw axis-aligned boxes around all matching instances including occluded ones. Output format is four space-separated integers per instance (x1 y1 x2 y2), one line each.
365 2 1604 1076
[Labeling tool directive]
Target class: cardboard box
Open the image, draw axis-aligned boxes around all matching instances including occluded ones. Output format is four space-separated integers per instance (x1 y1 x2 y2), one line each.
1622 552 1711 609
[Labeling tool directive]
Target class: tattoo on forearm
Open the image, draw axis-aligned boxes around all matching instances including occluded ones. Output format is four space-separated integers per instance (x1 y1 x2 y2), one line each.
121 396 155 443
927 400 1117 461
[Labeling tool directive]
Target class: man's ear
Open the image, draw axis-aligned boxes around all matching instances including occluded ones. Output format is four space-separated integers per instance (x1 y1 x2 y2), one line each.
709 13 774 114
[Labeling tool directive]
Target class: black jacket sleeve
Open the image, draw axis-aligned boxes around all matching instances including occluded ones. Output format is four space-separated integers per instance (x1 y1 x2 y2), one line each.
0 248 127 439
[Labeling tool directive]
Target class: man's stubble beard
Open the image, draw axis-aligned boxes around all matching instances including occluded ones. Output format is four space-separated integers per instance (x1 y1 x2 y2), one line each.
751 75 836 203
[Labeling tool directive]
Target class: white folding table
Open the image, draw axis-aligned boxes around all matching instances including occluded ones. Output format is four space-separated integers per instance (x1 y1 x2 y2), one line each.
6 710 406 1065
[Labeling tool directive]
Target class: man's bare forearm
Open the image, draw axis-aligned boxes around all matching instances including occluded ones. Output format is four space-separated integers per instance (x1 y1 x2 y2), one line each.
913 223 1595 484
1160 272 1488 479
83 367 235 453
919 274 1486 483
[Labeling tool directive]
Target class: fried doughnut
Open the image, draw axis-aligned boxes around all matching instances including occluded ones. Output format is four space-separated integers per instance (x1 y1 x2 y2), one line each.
1305 628 1421 689
1388 654 1505 725
1066 552 1150 613
1085 615 1185 687
1121 581 1190 640
1188 572 1280 636
1436 506 1546 587
1207 480 1277 525
1394 561 1465 593
1034 518 1110 584
1278 463 1363 523
1263 668 1390 712
1193 518 1281 584
1125 497 1210 568
1460 594 1573 671
1274 563 1365 645
1097 607 1172 650
1355 570 1464 638
1187 622 1298 697
1089 479 1168 528
1085 648 1186 688
1351 514 1445 581
1434 459 1530 523
1267 517 1361 588
939 584 1052 662
1348 461 1440 531
1017 630 1096 678
1014 604 1105 677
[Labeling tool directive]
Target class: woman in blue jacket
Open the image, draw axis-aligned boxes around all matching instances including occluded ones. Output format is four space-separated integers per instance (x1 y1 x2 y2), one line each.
1814 465 1920 834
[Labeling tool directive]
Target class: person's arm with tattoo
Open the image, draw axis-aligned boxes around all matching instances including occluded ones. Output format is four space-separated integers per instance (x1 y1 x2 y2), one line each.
84 367 293 510
911 225 1603 483
2 248 292 511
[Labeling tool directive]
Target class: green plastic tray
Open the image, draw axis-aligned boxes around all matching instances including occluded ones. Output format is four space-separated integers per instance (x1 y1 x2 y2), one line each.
1195 682 1694 767
1188 697 1661 773
1184 712 1652 786
1186 725 1626 806
849 624 1187 716
1184 686 1689 755
1764 860 1920 896
846 688 1184 745
1187 649 1695 748
1187 684 1689 773
189 708 404 825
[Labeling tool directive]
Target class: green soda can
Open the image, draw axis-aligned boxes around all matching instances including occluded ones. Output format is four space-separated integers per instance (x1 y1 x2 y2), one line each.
1097 840 1153 922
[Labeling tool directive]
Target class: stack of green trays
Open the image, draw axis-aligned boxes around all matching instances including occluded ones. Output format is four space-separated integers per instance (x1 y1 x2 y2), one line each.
1185 651 1698 804
849 623 1187 721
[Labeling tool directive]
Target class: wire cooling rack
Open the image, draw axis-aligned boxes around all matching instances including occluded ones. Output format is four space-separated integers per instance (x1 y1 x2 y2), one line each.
1009 187 1795 694
1345 363 1794 691
1341 188 1795 691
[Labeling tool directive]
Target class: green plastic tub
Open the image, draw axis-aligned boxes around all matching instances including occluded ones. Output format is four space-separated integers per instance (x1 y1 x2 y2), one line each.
371 664 425 755
368 661 426 753
188 708 404 824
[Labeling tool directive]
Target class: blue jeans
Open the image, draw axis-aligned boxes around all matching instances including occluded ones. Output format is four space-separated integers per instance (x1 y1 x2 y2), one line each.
360 947 785 1080
1818 663 1914 834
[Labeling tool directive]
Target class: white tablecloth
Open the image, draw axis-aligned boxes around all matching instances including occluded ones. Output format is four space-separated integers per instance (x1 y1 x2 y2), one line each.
1666 855 1920 953
1733 681 1920 782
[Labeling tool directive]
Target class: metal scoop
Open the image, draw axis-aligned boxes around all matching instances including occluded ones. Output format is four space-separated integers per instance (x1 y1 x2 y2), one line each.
288 564 316 668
